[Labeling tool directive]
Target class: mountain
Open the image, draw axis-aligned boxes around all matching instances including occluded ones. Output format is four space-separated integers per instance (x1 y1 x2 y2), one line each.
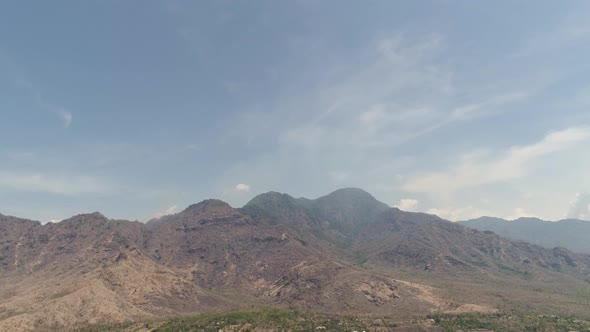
2 189 590 331
459 216 590 254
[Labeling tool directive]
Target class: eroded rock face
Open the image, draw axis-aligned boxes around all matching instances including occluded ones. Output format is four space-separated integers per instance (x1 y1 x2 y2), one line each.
358 281 399 305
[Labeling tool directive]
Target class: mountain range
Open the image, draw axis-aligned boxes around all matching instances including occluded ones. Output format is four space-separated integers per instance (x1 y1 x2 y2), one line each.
1 188 590 331
460 216 590 254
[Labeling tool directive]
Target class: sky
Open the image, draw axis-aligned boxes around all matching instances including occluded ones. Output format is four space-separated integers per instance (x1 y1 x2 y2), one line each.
1 1 590 223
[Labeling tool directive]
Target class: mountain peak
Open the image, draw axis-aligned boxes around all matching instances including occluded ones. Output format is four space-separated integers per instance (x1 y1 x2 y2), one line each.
67 211 108 220
316 188 389 209
146 199 240 230
57 212 110 229
88 211 107 218
310 188 390 234
513 217 544 223
244 191 297 207
323 187 375 199
0 213 41 226
182 199 234 215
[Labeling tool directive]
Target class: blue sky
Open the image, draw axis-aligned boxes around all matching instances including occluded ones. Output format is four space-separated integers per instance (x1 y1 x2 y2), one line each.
1 1 590 222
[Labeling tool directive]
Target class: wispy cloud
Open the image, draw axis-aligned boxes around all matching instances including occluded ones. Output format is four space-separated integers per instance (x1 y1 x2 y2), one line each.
154 204 178 218
276 33 453 150
567 192 590 220
35 93 73 128
1 58 74 129
218 30 539 209
168 4 590 221
0 170 110 195
396 198 419 212
58 109 73 128
276 38 529 152
185 143 201 151
403 127 590 196
450 92 529 120
235 183 250 192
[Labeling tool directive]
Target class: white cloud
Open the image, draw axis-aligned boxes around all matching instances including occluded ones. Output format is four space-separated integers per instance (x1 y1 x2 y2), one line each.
235 183 250 192
0 170 110 195
506 207 539 220
567 192 590 220
396 198 419 212
403 127 590 195
59 109 73 128
154 204 178 218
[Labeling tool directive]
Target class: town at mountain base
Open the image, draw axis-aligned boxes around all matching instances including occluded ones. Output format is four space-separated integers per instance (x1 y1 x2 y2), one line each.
1 188 590 331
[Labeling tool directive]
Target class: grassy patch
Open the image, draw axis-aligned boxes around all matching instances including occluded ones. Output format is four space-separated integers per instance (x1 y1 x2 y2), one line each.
428 312 590 332
352 251 369 267
429 312 497 331
497 263 534 281
75 322 134 332
74 311 590 332
466 259 490 268
78 310 379 332
154 309 371 332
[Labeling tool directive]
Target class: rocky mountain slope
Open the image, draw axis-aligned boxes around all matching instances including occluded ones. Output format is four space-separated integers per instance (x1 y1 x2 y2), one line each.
2 189 590 331
460 216 590 254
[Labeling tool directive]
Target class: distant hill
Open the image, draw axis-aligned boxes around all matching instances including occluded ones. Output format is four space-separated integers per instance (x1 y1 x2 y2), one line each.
459 216 590 254
2 189 590 331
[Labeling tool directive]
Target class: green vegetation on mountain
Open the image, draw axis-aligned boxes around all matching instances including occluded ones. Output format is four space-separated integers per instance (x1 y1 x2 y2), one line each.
77 310 590 332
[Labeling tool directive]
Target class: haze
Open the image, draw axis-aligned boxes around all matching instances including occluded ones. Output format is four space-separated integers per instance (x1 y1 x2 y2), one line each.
1 1 590 223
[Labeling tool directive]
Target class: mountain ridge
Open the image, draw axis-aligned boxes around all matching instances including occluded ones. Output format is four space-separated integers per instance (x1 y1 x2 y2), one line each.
460 216 590 254
2 188 590 331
